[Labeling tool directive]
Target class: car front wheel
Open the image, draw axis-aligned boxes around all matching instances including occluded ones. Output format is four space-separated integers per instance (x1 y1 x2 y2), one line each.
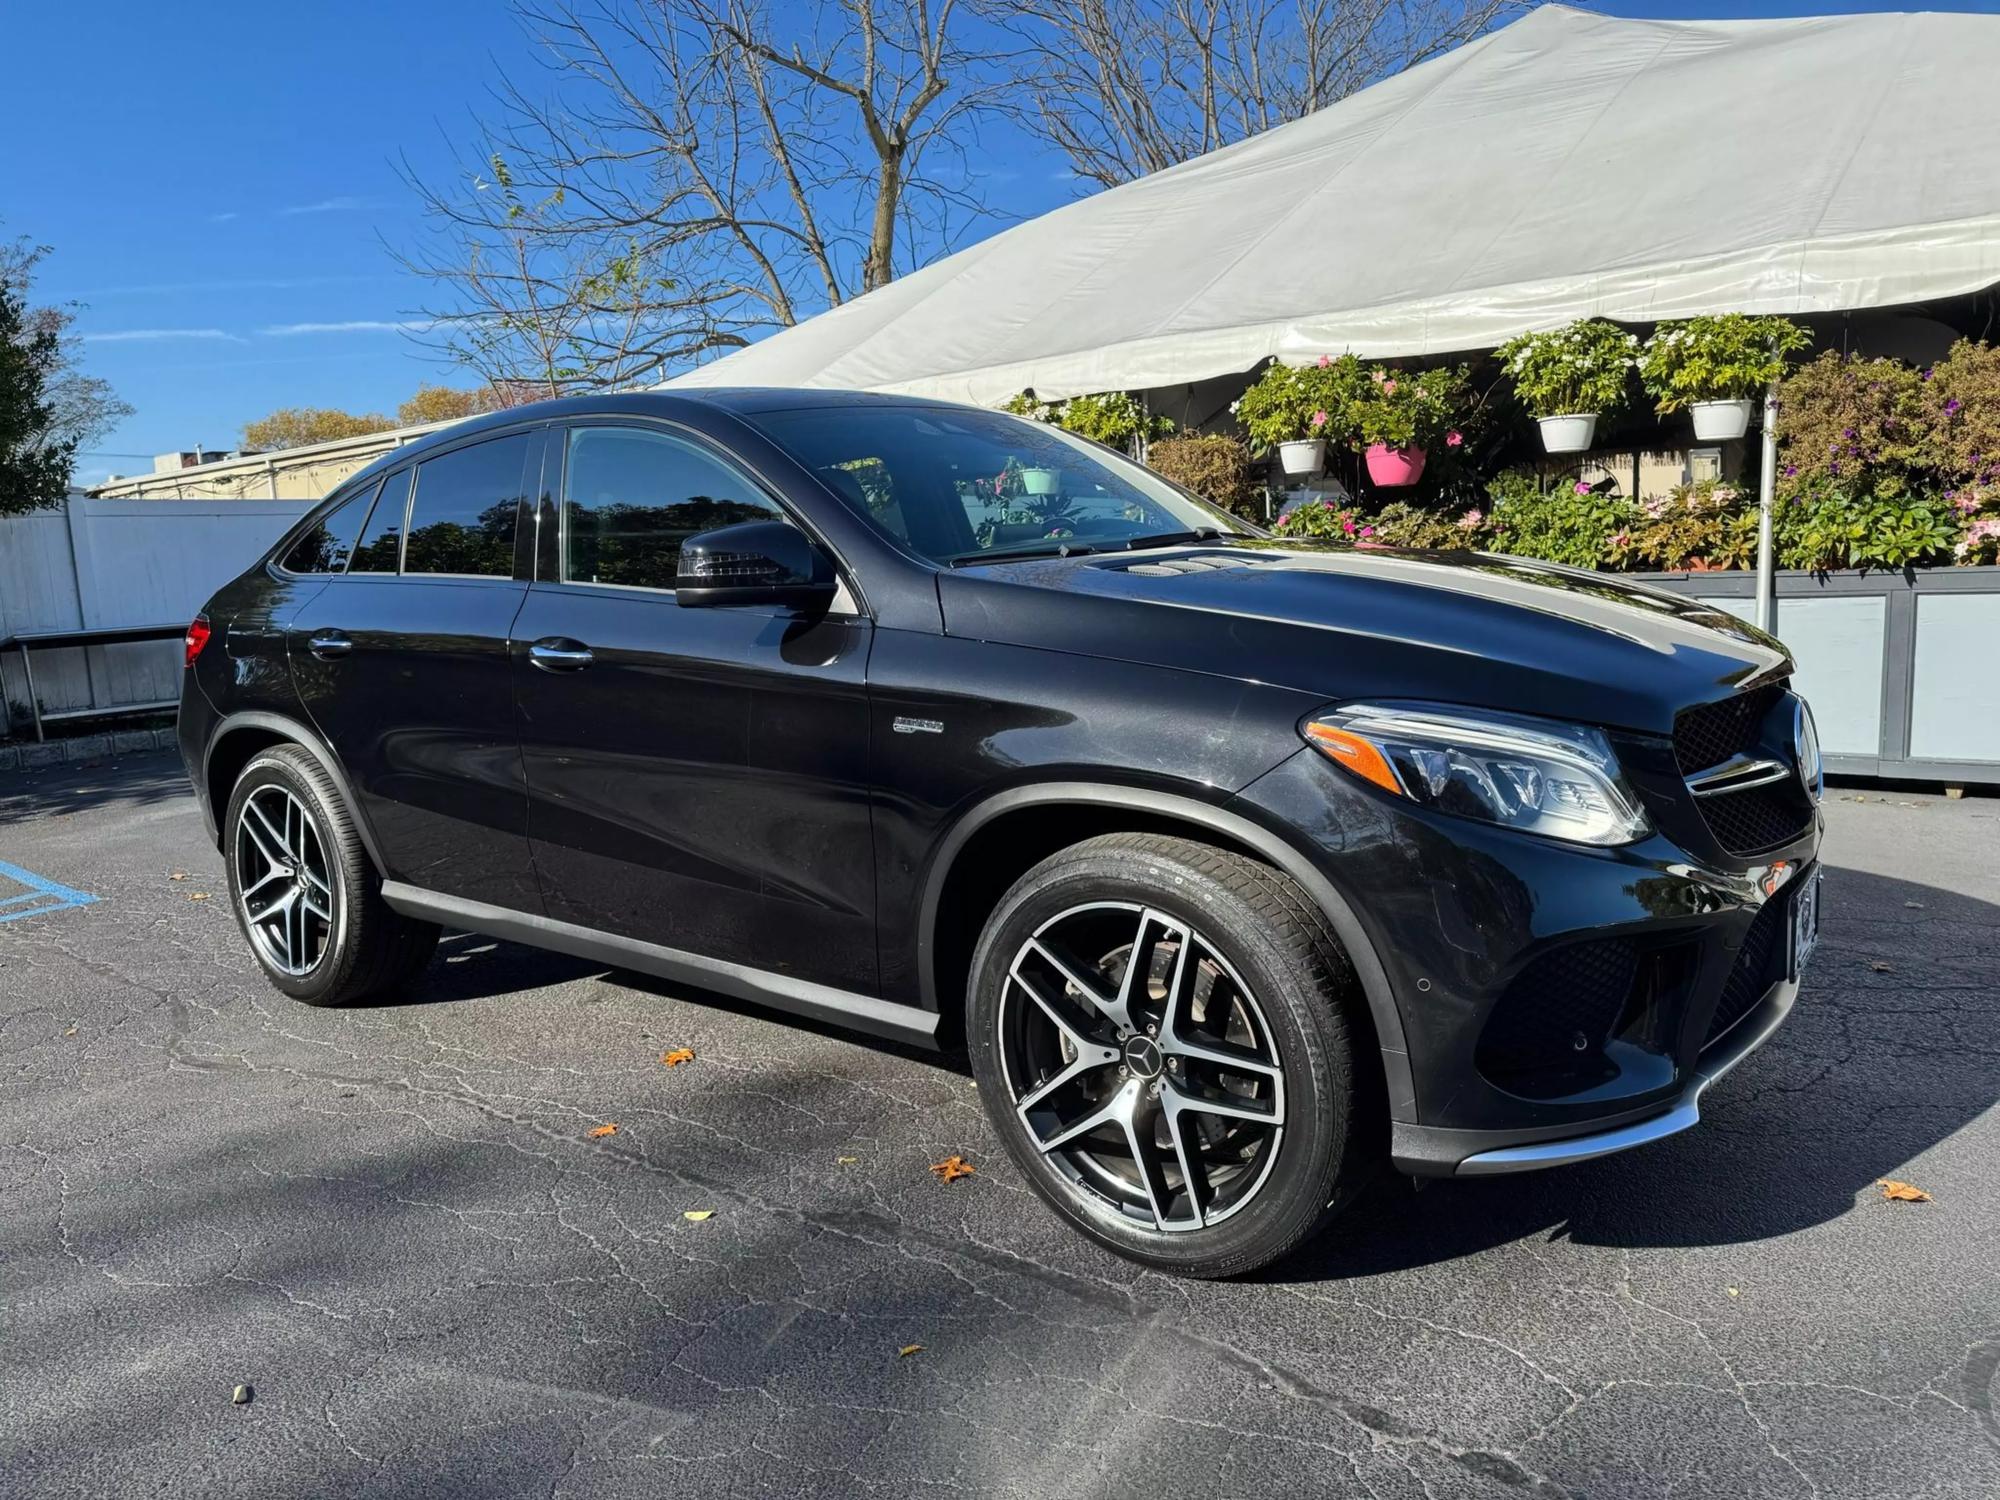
967 832 1373 1278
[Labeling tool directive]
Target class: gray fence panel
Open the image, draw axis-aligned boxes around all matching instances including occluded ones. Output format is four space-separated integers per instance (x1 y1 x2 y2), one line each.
1909 593 2000 762
1 496 312 734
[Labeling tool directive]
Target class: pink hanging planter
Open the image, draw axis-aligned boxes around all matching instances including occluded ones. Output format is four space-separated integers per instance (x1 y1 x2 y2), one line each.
1364 443 1427 487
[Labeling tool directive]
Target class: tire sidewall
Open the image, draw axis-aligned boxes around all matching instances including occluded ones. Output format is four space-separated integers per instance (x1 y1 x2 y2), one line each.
967 840 1353 1276
222 751 354 1003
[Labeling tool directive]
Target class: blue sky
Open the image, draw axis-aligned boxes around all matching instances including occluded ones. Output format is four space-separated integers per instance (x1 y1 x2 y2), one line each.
10 0 1999 483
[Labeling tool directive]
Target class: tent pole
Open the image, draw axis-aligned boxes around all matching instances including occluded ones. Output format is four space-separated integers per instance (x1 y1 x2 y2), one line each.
1755 380 1779 634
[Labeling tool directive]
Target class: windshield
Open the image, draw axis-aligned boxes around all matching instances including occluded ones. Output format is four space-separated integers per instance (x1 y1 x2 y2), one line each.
749 404 1252 565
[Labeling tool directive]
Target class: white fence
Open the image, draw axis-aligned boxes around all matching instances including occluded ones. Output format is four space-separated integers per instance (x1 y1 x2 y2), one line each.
0 496 312 735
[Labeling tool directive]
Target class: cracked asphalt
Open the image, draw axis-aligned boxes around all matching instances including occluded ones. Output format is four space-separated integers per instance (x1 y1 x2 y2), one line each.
2 752 1996 1500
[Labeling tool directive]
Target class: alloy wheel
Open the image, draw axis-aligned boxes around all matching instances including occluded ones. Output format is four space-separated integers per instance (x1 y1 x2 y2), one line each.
233 785 336 977
996 901 1286 1232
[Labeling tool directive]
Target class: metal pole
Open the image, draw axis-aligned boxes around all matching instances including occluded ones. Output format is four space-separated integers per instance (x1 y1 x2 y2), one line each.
1755 379 1779 635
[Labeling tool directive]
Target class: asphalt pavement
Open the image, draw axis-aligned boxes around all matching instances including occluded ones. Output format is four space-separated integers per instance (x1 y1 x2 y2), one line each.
2 752 1995 1499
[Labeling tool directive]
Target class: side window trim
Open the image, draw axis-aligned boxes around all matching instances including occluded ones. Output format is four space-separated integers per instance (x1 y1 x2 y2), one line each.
274 475 380 576
343 464 415 575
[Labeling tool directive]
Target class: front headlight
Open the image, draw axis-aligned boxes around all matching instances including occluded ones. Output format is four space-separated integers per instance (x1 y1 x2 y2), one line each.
1302 702 1652 847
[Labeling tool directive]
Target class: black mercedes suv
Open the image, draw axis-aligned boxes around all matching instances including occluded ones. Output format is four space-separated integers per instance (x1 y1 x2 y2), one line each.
179 390 1824 1277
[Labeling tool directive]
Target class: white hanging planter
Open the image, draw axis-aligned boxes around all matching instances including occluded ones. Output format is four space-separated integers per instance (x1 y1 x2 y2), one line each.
1278 439 1327 476
1690 399 1753 441
1536 413 1599 454
1016 466 1061 495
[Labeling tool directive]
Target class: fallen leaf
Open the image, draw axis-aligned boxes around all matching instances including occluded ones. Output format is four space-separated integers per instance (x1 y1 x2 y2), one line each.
928 1154 975 1184
589 1123 619 1138
660 1047 695 1068
683 1209 714 1222
836 1156 859 1165
1868 960 1894 973
1879 1179 1932 1203
1726 1287 1739 1297
63 1026 78 1037
188 892 211 902
168 871 188 882
898 1344 923 1358
1903 901 1925 910
231 1384 253 1405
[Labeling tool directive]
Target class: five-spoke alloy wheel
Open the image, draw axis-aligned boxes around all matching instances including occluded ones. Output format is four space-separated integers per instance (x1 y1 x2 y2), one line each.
233 784 336 977
223 744 439 1006
970 832 1370 1277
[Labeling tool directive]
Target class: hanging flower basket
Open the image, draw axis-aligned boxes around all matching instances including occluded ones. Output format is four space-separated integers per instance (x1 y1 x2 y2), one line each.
1016 466 1061 495
1365 443 1427 487
1689 399 1753 441
1277 439 1327 477
1536 413 1599 454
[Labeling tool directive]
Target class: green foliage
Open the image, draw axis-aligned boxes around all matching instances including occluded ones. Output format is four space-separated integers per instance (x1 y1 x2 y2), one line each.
1365 500 1480 550
1271 499 1365 541
1495 319 1638 419
1615 480 1760 572
1776 480 1960 572
1002 389 1171 448
0 269 75 515
1350 364 1471 451
1639 313 1812 411
1146 434 1256 517
1232 356 1371 450
1485 469 1634 569
1774 351 1930 502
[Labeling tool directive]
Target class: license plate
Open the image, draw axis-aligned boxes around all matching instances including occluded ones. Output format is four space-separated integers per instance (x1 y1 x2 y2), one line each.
1789 867 1821 979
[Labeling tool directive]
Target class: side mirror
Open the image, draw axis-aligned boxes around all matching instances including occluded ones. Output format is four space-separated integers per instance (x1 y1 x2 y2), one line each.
675 519 838 610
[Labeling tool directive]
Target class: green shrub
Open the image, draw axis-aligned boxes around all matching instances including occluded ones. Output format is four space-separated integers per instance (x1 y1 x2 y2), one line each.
1485 469 1634 569
1495 319 1638 418
1233 356 1371 450
1365 500 1481 549
1776 479 1960 571
1639 313 1812 411
1000 389 1171 447
1271 499 1366 541
1618 480 1760 572
1147 434 1257 518
1350 364 1471 451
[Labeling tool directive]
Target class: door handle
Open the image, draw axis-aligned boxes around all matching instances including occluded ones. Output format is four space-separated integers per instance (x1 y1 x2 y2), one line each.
529 639 595 672
306 631 352 660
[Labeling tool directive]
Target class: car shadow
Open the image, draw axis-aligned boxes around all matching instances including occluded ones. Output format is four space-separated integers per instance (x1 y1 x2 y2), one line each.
1272 862 1999 1281
0 747 192 826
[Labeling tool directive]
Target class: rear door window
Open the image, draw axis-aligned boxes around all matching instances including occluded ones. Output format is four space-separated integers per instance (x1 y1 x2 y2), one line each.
404 435 531 577
346 469 413 573
561 425 784 590
282 480 377 573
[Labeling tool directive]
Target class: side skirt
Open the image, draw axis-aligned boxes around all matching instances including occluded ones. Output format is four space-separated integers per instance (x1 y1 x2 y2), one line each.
380 882 941 1048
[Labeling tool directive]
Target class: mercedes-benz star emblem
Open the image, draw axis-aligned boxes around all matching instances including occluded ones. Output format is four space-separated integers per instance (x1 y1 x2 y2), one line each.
1121 1034 1164 1080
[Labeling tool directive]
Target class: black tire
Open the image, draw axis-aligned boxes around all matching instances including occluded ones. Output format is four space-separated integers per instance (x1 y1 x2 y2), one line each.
221 744 439 1006
967 832 1375 1278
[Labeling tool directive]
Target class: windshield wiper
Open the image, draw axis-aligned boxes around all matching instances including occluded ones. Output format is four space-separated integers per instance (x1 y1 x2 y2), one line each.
948 541 1100 567
1120 527 1231 551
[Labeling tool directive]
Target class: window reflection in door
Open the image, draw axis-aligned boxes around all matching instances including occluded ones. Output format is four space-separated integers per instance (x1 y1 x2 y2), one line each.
563 427 784 590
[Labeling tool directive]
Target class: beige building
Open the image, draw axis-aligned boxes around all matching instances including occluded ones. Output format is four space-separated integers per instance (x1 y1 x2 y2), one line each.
92 421 454 500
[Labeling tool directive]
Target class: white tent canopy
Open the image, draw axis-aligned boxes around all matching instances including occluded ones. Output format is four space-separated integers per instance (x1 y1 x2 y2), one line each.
668 4 2000 405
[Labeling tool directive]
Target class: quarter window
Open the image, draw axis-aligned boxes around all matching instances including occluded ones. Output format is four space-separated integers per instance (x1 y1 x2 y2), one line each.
282 481 376 573
561 426 784 590
346 469 412 573
404 435 530 577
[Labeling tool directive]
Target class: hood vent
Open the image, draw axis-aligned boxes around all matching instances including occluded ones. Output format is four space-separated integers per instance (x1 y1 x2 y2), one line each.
1108 551 1277 579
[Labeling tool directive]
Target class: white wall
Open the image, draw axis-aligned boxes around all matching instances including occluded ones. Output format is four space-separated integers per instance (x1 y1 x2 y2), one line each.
0 496 312 733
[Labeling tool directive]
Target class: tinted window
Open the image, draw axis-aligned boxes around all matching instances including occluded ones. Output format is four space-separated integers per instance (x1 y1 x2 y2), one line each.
347 469 412 573
751 406 1246 565
282 481 376 573
562 426 783 590
404 435 530 577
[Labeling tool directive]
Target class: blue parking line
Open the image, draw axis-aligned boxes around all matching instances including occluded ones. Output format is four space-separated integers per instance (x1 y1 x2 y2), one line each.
0 860 100 923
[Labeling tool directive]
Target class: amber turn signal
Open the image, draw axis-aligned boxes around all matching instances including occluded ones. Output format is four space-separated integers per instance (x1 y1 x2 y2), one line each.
1302 721 1403 795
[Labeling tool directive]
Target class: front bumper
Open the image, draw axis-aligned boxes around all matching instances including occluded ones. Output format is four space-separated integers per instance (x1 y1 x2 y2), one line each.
1235 746 1821 1178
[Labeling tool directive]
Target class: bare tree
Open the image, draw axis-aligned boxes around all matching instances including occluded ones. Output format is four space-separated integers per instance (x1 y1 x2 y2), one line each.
986 0 1526 188
401 0 1007 393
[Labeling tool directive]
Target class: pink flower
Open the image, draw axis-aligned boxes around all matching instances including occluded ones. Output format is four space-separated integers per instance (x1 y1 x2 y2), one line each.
1360 525 1375 537
1954 493 1980 515
1445 430 1464 448
1573 480 1591 496
1612 532 1631 548
1458 509 1483 529
1316 354 1331 367
1310 409 1329 428
1341 518 1356 535
1371 369 1386 384
1382 379 1398 395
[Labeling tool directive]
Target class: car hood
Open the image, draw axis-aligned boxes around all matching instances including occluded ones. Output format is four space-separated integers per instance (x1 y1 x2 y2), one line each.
938 543 1791 736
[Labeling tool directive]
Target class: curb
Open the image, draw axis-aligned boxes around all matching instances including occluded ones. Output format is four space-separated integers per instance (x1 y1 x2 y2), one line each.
0 726 179 776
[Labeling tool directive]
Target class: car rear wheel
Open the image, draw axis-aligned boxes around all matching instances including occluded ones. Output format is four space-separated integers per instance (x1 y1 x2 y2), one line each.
223 744 438 1006
967 832 1373 1278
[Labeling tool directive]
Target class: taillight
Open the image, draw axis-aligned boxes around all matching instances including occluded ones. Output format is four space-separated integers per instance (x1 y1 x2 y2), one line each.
184 615 211 668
